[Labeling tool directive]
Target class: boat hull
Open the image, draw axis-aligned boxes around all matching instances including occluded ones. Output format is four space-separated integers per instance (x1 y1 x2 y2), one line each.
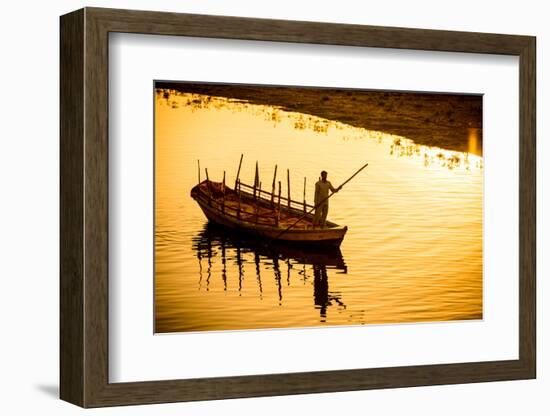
195 194 347 247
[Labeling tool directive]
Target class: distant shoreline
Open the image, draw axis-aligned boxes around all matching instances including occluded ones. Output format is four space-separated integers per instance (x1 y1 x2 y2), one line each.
156 81 483 156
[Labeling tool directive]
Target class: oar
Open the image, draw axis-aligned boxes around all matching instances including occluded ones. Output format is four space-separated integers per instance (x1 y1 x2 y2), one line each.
266 162 369 245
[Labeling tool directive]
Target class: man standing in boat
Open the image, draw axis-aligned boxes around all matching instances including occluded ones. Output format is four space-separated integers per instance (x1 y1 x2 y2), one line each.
313 171 340 228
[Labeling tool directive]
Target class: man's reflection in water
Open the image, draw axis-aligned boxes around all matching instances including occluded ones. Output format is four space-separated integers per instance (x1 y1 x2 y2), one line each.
313 264 329 320
312 263 347 321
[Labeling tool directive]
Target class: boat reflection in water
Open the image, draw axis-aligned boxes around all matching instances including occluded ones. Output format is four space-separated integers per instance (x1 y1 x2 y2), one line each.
191 223 347 321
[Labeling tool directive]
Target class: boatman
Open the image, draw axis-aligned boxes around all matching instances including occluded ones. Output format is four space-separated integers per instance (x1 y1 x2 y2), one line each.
313 171 340 228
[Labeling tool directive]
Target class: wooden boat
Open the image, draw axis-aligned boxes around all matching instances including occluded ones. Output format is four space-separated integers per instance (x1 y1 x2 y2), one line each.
190 179 348 247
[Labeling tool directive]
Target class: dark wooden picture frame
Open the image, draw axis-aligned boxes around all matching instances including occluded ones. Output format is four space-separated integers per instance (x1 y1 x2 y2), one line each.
60 7 536 408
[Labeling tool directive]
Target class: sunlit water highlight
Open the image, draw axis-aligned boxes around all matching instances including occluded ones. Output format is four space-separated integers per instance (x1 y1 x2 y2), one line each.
155 91 483 333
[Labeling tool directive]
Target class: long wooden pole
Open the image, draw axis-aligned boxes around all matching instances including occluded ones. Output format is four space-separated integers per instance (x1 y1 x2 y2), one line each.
303 176 306 213
286 169 291 209
256 182 262 223
334 163 369 189
254 161 259 200
277 180 282 226
222 170 226 213
271 165 278 205
205 168 211 206
234 154 243 189
237 179 241 218
269 163 369 243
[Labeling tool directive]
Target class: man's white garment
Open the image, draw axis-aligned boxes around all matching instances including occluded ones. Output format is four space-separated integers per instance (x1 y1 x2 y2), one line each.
313 180 336 227
315 180 337 205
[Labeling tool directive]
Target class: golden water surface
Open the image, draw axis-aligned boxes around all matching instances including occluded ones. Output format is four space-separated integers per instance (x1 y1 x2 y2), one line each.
155 90 483 333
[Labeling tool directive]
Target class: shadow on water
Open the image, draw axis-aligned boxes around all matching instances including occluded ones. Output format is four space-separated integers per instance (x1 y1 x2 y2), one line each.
192 222 348 319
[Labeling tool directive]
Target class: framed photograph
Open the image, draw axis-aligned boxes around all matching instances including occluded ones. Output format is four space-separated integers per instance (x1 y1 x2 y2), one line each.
60 7 536 408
